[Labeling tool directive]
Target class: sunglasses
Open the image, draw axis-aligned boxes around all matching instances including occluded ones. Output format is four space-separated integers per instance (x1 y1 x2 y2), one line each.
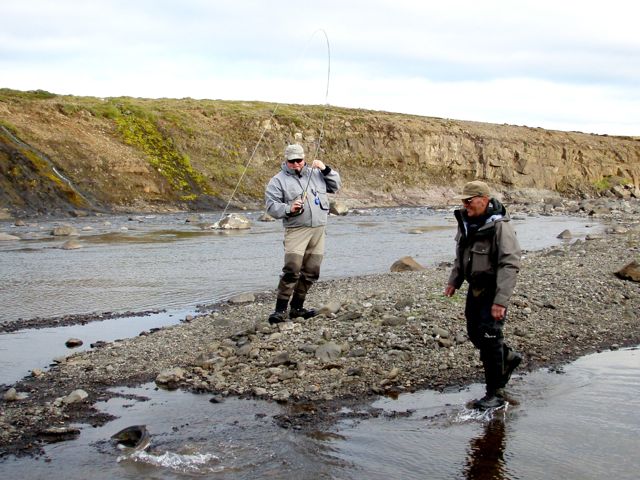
287 158 304 164
462 196 478 205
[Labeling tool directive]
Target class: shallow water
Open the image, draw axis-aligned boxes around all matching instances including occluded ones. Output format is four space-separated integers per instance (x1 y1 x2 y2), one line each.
333 348 640 480
0 310 186 385
2 348 638 479
0 208 602 385
0 208 600 323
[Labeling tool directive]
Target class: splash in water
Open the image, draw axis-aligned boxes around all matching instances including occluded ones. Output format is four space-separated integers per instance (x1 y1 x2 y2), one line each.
118 449 222 474
453 403 509 423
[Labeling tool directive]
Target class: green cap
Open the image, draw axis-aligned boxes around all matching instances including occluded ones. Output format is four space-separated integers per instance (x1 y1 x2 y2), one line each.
455 180 491 199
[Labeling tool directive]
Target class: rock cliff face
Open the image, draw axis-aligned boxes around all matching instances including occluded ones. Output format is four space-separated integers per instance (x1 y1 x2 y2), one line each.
0 89 638 217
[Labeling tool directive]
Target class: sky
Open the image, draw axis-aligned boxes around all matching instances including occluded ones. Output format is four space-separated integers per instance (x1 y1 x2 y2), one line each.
1 0 639 136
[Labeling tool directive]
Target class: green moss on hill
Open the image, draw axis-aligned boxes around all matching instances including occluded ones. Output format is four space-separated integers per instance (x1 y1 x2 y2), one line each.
113 103 211 200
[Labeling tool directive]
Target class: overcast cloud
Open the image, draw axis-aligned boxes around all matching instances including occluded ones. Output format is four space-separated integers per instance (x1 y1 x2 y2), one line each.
1 0 638 135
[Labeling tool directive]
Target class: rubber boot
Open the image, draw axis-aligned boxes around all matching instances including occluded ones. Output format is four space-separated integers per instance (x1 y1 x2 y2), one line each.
501 349 522 387
289 296 317 319
268 298 289 325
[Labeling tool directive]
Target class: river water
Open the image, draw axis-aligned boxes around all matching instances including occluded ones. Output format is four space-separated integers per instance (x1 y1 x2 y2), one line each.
2 348 638 479
0 208 601 385
4 208 639 479
0 207 601 323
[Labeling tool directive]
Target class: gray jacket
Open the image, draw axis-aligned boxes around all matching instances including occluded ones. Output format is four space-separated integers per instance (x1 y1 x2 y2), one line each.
265 162 341 228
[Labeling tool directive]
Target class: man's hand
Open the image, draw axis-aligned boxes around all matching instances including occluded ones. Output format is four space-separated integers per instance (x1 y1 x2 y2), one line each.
491 304 506 321
290 198 304 213
312 159 326 170
444 284 456 297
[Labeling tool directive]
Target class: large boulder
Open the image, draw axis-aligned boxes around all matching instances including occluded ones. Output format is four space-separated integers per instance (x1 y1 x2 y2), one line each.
65 338 83 348
390 256 426 272
52 225 78 236
329 200 349 216
215 213 251 230
615 261 640 282
228 292 255 304
3 387 29 401
257 212 276 222
155 367 185 389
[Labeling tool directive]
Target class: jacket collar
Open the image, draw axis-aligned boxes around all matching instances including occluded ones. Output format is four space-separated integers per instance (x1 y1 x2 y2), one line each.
455 198 509 237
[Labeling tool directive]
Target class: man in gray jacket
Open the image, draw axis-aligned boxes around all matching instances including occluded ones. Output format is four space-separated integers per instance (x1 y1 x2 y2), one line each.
444 181 523 409
265 144 341 324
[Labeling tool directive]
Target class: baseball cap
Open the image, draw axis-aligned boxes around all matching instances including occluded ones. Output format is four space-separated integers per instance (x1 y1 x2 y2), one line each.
454 180 491 200
284 144 305 161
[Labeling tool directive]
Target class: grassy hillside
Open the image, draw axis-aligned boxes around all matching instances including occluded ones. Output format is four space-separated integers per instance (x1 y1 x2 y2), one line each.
1 88 639 217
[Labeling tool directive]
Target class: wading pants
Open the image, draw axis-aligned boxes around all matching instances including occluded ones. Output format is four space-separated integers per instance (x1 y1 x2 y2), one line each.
465 285 514 393
277 226 325 307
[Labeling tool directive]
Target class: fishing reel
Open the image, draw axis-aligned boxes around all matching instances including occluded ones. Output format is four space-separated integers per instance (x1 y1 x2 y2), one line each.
289 194 305 217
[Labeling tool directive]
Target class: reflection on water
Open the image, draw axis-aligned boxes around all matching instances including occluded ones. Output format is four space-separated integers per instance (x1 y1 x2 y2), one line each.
1 349 637 479
331 348 640 480
0 208 602 324
464 418 506 480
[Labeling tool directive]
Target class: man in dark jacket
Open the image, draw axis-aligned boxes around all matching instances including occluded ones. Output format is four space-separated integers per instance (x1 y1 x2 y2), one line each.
444 181 523 409
265 144 341 324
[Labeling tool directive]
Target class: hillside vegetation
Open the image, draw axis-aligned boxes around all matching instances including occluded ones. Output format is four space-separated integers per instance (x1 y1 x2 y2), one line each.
1 88 639 217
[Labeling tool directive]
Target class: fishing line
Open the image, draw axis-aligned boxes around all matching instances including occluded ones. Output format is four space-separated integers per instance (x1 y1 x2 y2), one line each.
301 29 331 204
215 29 332 226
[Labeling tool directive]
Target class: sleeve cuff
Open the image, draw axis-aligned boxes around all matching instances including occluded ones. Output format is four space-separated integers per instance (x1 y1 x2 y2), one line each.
321 166 331 175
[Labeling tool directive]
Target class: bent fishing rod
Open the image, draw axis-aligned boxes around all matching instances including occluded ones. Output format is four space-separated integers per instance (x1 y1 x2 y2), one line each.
215 29 332 226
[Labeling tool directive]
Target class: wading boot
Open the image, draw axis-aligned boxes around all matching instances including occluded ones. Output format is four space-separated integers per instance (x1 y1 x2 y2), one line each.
502 351 523 386
289 296 317 319
289 307 317 319
268 311 287 325
269 298 290 325
472 390 506 410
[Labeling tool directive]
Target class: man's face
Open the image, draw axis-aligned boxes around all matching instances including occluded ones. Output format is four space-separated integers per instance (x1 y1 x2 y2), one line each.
462 195 489 217
287 158 305 172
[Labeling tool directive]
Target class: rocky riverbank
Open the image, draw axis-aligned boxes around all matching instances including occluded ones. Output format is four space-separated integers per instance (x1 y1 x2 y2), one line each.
1 198 639 459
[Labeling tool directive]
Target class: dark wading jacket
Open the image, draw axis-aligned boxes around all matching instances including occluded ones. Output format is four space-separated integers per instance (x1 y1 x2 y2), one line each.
447 198 521 306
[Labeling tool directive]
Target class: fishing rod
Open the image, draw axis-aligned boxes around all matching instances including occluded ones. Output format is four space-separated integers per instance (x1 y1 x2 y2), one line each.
215 29 332 226
298 29 331 211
